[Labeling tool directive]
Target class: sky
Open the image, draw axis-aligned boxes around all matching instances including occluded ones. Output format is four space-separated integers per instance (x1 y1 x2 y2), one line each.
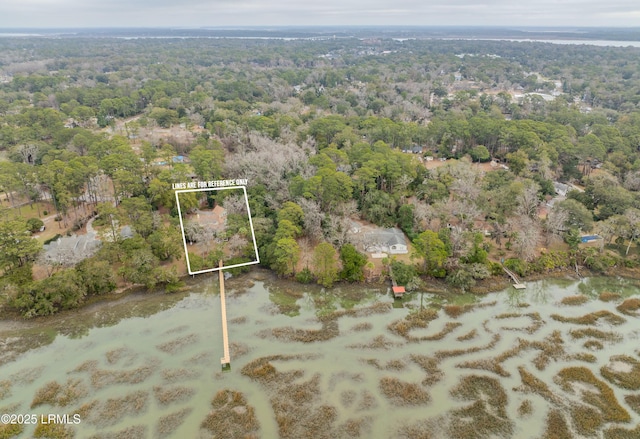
1 0 640 28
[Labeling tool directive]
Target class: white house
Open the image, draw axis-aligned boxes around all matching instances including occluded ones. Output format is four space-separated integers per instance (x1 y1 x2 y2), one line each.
364 228 409 255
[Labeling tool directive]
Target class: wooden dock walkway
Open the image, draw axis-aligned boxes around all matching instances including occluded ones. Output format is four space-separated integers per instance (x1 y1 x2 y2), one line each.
218 260 231 368
502 266 526 289
388 264 405 298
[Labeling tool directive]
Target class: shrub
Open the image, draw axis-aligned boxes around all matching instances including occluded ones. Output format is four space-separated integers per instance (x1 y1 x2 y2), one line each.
295 267 314 284
504 258 528 277
26 218 44 233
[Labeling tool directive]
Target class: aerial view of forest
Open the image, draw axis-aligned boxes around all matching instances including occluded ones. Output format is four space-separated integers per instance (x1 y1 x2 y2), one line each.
1 27 640 438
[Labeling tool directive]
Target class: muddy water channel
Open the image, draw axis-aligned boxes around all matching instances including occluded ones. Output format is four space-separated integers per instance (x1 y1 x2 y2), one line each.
1 273 640 438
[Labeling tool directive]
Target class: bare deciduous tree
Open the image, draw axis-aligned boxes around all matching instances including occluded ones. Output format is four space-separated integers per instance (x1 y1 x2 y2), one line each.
545 204 569 245
297 198 324 241
516 181 541 218
223 194 248 216
510 216 541 261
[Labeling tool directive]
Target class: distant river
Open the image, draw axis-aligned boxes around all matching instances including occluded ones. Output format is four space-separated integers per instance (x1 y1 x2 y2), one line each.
452 38 640 48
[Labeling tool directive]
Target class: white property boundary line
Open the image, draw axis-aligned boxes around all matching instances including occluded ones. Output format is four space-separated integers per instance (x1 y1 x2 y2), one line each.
174 186 260 275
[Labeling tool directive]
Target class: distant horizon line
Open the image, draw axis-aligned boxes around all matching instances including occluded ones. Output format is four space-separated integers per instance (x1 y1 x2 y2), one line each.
1 25 640 30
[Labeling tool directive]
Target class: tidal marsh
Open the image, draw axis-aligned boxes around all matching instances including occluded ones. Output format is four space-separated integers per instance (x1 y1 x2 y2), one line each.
0 275 638 438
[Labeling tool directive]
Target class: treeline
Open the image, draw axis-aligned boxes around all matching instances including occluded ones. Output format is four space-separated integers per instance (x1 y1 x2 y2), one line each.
2 36 640 316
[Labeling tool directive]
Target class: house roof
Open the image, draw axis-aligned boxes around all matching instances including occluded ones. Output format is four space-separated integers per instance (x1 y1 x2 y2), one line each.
364 227 408 249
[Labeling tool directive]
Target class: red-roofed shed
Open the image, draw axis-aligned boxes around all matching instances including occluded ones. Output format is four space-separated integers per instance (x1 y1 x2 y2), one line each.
392 286 405 298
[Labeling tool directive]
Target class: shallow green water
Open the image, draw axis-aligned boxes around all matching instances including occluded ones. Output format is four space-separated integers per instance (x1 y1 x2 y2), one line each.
1 274 639 438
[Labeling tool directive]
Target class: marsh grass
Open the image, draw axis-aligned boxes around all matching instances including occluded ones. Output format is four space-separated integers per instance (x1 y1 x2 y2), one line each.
379 377 430 406
411 355 443 386
241 354 319 384
33 421 73 439
9 366 44 385
229 316 248 324
0 423 23 439
161 368 199 383
327 371 364 390
323 301 391 320
434 333 501 360
347 335 400 350
155 408 192 438
95 391 149 426
153 385 196 406
357 390 378 411
387 308 439 339
616 298 640 316
604 424 640 439
340 390 357 408
551 310 626 325
560 295 589 305
396 420 435 439
571 404 603 435
448 375 513 438
556 367 630 423
264 319 339 343
527 330 566 370
569 327 623 342
242 356 343 438
351 322 372 332
517 399 533 416
385 359 407 371
162 325 189 335
183 351 215 366
495 312 543 333
570 352 597 363
0 380 10 400
105 347 137 365
31 379 87 408
90 363 156 389
542 410 572 439
87 426 147 439
338 416 372 438
442 304 471 318
516 366 557 403
421 322 462 341
456 329 477 341
75 400 97 420
72 360 97 373
600 355 640 390
625 395 640 414
584 340 604 350
229 341 250 358
156 333 199 354
599 291 622 302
